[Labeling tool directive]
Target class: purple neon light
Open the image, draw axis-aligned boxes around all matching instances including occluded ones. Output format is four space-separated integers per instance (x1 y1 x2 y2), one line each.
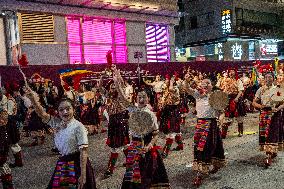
67 17 127 64
146 24 170 62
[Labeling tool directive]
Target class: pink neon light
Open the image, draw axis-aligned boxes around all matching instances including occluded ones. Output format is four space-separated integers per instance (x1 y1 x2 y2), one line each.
82 19 112 64
146 24 170 62
114 22 127 63
67 18 82 64
67 17 127 64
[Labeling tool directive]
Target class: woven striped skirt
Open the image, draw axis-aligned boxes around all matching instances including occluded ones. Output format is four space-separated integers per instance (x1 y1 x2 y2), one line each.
121 138 170 189
47 152 96 189
193 118 226 174
260 108 284 153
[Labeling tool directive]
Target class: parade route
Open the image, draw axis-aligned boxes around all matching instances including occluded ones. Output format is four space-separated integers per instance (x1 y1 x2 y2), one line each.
7 113 284 189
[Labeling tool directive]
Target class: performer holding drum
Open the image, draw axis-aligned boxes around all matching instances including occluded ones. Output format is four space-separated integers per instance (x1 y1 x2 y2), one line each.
220 69 246 138
112 67 170 189
253 71 284 167
183 76 227 187
159 76 183 158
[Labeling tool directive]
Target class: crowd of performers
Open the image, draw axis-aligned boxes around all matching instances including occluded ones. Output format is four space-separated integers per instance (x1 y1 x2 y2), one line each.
0 64 283 188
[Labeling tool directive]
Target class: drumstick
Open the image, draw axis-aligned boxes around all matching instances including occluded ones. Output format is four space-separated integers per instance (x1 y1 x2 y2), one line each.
18 65 28 87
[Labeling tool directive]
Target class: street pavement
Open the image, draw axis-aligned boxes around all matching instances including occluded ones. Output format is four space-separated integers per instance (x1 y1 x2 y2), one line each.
5 112 284 189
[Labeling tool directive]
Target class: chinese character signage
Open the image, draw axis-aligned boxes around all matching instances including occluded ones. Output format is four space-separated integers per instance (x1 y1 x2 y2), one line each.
231 42 243 60
217 43 224 60
259 39 279 60
260 44 278 55
222 9 232 34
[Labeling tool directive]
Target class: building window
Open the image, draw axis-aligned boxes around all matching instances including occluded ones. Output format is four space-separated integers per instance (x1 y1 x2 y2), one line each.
208 12 215 25
146 23 170 63
176 16 185 32
235 8 243 26
189 16 198 29
198 12 215 28
66 17 127 64
19 13 54 43
177 0 185 12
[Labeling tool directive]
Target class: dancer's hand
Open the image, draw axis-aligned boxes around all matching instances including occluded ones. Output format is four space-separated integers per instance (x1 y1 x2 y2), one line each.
23 86 37 100
185 73 190 79
111 65 116 71
260 105 267 110
272 107 278 112
23 86 31 94
144 143 153 152
113 75 118 83
78 174 86 189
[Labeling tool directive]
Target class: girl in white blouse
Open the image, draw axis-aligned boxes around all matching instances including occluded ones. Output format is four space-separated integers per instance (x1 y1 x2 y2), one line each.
25 86 96 189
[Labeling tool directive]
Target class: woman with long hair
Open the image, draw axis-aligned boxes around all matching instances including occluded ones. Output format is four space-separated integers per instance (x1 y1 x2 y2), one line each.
25 86 96 189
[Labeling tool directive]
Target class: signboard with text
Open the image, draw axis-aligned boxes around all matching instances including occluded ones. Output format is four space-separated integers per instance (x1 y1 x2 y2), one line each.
259 39 278 60
221 9 232 34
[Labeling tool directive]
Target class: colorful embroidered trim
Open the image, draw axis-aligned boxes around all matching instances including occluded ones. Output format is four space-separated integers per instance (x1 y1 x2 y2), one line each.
52 160 77 189
124 140 145 184
193 119 211 151
107 152 119 172
259 110 272 144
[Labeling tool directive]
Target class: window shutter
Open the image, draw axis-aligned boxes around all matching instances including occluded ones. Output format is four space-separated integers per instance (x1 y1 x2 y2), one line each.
114 22 127 63
82 19 112 64
20 13 54 43
66 17 82 64
146 24 170 63
66 17 127 64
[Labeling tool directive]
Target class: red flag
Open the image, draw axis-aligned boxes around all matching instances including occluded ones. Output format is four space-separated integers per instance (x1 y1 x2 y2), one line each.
18 54 29 67
106 50 112 68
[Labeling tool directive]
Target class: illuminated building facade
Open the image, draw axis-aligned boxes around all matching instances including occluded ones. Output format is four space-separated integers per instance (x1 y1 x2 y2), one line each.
0 0 179 65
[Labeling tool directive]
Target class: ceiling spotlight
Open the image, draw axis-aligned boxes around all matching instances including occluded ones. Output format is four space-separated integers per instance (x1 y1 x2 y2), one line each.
1 12 5 16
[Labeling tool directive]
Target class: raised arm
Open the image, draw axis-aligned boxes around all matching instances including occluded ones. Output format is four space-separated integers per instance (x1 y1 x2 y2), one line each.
117 71 126 89
183 79 197 96
112 68 131 108
24 86 50 123
60 76 68 93
97 75 106 95
169 77 175 91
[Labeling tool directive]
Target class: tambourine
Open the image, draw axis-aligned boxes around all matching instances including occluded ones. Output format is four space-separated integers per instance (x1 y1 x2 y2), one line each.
209 90 229 110
270 87 284 102
128 110 153 135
